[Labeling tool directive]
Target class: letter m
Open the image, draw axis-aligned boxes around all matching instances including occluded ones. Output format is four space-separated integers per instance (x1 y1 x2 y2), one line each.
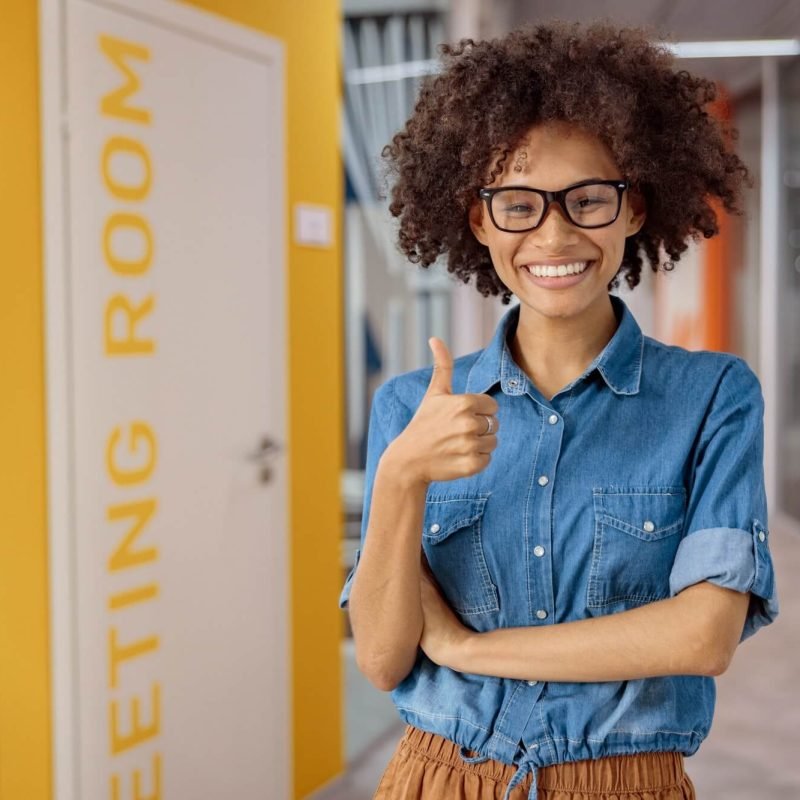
99 35 151 124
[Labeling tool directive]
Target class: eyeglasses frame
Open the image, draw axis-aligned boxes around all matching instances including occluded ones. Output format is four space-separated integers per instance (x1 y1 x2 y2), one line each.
477 178 629 233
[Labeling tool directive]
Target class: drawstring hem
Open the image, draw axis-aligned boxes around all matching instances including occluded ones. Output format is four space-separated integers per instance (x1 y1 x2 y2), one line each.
459 745 491 764
501 759 539 800
459 743 538 799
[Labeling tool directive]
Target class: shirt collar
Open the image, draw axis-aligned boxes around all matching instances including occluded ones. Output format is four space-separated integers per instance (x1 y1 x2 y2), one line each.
465 294 644 397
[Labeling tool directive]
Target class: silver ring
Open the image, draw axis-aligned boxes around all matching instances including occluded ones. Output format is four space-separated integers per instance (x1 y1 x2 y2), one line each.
482 415 495 435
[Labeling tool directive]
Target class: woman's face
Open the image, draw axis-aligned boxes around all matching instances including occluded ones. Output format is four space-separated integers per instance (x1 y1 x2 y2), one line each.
468 121 646 322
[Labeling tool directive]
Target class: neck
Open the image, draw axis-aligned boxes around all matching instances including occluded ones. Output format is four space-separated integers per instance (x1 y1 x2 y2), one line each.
509 296 619 400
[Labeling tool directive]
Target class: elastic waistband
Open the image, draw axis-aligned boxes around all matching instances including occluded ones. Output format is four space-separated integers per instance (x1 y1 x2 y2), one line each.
399 725 688 792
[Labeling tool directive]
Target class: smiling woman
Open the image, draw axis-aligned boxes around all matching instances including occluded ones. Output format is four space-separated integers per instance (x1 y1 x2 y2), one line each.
341 18 778 800
468 122 646 334
381 22 751 302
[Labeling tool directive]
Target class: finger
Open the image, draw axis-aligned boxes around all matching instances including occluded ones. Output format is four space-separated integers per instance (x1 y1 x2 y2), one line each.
475 434 498 455
420 574 438 605
421 562 438 584
468 393 500 416
472 415 500 436
420 571 445 600
426 337 453 396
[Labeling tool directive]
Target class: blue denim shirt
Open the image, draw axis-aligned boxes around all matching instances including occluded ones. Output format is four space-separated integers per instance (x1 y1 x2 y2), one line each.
339 293 779 800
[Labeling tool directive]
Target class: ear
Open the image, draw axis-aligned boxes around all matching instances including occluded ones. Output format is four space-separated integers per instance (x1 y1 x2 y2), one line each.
468 199 490 246
625 186 646 237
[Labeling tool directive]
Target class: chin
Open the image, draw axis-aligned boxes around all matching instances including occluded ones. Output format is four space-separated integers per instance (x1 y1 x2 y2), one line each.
520 293 598 319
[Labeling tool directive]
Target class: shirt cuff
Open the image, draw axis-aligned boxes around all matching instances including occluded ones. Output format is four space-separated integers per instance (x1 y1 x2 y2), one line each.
668 519 779 642
338 547 361 609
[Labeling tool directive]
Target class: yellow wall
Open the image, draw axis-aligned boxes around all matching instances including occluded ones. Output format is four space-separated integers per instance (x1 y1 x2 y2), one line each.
0 2 51 799
1 1 344 797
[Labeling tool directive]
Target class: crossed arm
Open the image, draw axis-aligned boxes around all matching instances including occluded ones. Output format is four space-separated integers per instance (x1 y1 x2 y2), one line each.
418 564 751 682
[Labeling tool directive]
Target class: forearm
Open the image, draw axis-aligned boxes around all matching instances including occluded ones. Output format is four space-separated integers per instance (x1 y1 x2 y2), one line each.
349 452 427 691
449 586 743 682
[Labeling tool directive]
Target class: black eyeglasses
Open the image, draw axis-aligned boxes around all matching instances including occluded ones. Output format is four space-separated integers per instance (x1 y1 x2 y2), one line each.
477 179 629 233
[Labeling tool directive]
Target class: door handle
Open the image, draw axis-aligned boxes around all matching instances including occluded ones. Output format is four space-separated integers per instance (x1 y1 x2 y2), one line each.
245 435 283 483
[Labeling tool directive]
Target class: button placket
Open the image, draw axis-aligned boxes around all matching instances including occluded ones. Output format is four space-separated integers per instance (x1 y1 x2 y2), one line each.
526 400 562 632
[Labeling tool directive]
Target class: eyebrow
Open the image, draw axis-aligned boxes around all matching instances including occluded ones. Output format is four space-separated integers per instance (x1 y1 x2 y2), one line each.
500 176 612 188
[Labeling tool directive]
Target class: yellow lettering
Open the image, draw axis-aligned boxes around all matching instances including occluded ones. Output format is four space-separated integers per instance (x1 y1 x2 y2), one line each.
104 213 153 276
109 627 159 689
99 35 151 124
105 294 155 356
109 583 159 611
107 423 157 485
110 683 161 754
111 753 163 800
133 754 162 800
102 137 152 201
107 500 158 571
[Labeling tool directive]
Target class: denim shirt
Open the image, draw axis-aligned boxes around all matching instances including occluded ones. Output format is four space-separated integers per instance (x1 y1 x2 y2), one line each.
339 293 779 800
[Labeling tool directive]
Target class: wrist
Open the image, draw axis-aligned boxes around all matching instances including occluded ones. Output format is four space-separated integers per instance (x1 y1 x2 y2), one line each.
447 628 479 673
379 445 429 493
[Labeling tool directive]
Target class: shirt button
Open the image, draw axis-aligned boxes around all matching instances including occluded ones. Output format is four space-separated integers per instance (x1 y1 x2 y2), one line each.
643 520 655 532
758 531 766 542
527 680 538 686
535 609 547 619
508 379 518 387
533 545 545 557
537 475 549 487
429 523 441 534
548 414 558 425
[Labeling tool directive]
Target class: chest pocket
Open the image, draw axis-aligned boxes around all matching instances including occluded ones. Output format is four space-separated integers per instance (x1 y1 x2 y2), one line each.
587 487 686 612
422 494 499 617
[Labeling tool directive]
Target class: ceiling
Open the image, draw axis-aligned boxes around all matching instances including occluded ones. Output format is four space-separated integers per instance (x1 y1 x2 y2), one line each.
504 0 800 97
341 0 800 98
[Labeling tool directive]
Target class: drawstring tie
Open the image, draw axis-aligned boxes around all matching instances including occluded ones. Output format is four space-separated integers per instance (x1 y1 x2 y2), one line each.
459 746 539 800
502 758 539 800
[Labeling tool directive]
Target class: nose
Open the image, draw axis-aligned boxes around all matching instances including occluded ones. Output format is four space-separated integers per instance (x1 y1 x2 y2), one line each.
528 199 580 245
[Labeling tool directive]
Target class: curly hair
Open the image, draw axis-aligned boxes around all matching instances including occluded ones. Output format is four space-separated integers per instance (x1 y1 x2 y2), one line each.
380 19 753 304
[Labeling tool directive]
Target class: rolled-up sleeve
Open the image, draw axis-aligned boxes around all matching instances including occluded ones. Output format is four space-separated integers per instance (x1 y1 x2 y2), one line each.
338 377 396 610
668 357 779 642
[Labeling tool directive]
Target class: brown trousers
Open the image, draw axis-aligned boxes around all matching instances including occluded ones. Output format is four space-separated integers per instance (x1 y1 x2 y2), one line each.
374 725 697 800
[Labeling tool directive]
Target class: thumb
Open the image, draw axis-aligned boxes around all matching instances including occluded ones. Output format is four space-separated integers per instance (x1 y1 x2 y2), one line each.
426 337 453 396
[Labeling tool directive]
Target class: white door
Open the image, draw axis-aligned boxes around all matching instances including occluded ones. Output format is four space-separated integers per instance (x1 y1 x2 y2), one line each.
41 1 289 797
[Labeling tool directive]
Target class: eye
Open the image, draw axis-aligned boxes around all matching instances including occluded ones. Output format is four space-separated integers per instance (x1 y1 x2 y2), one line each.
566 184 617 210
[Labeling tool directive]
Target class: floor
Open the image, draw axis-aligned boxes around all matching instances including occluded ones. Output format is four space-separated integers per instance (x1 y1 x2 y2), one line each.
311 520 800 799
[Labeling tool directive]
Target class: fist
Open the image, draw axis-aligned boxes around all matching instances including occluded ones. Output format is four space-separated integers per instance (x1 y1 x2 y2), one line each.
384 337 500 485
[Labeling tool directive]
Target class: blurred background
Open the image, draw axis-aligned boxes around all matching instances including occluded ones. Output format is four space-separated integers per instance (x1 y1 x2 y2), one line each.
2 1 798 799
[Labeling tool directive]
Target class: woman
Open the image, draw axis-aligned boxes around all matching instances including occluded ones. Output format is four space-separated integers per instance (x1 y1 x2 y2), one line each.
339 20 779 800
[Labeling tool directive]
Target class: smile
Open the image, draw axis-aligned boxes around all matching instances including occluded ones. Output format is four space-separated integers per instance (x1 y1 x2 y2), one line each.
524 261 591 277
519 259 596 289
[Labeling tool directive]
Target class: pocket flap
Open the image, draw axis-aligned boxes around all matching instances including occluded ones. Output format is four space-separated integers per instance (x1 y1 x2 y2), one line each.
593 488 686 539
422 495 489 544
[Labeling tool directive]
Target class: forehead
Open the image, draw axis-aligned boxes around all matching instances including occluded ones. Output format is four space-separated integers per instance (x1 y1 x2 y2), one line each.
492 121 620 186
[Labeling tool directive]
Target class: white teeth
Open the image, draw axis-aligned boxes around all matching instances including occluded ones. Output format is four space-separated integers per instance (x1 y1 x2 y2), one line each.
525 261 591 278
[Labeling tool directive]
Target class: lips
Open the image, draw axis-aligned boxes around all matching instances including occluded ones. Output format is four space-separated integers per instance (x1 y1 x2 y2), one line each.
519 259 596 289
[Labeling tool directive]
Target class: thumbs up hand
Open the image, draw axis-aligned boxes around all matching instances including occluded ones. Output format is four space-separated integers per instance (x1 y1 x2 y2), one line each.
383 337 500 486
